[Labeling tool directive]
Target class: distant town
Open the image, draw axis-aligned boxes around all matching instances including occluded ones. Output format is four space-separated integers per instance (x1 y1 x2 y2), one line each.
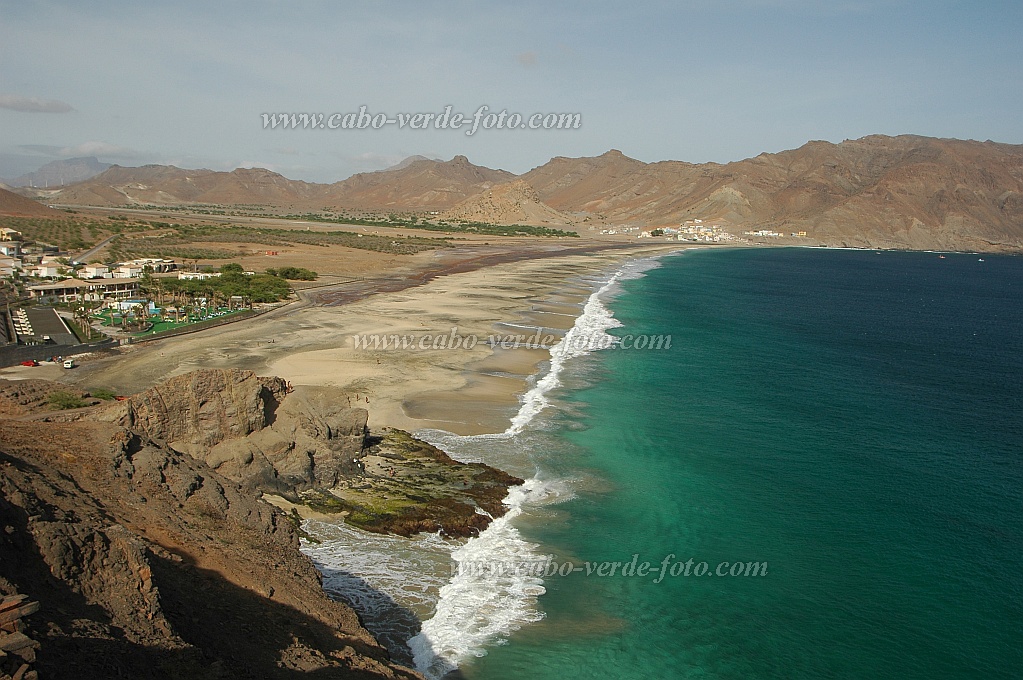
599 219 810 243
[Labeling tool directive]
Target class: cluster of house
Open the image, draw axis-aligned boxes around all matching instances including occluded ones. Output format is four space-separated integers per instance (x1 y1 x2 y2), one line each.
636 220 745 243
7 243 227 304
742 229 809 238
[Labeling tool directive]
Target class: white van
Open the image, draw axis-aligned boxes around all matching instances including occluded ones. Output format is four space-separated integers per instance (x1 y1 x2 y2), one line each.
62 359 75 369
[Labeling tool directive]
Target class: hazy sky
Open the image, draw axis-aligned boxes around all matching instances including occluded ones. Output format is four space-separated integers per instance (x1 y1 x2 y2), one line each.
2 0 1021 182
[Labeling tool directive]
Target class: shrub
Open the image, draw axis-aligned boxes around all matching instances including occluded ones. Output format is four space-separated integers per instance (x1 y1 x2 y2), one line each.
89 387 117 400
47 390 88 410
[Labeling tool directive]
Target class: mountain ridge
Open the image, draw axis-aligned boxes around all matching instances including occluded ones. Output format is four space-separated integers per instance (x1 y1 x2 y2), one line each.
18 135 1023 251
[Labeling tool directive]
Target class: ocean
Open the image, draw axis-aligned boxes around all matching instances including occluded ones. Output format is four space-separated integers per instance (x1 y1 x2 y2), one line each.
304 247 1023 679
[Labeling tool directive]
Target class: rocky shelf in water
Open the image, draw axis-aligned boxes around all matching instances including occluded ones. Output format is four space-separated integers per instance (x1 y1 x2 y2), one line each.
293 428 523 538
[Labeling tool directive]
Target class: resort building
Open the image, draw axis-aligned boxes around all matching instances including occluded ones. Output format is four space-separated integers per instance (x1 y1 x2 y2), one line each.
27 278 140 304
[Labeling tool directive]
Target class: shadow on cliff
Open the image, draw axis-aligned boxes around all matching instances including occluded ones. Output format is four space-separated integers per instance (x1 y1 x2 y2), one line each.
312 562 423 667
0 455 420 679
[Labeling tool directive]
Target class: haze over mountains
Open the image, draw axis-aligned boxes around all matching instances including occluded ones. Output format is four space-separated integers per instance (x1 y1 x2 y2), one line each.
7 156 111 188
12 135 1023 252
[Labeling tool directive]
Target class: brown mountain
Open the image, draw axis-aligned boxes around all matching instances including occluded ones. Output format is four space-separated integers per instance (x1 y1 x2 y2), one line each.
441 178 575 227
41 155 514 212
323 155 515 211
47 164 320 207
30 135 1023 251
0 186 65 218
10 156 111 188
521 136 1023 250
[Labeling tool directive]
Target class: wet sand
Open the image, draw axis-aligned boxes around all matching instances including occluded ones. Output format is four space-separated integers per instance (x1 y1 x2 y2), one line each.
19 242 685 436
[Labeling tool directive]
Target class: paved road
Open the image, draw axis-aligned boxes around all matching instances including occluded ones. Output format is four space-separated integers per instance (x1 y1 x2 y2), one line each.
72 234 117 264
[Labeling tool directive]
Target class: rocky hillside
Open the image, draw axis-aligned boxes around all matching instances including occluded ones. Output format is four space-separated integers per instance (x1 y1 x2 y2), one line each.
322 155 515 210
0 187 64 218
441 178 576 228
42 165 321 208
0 368 524 677
520 136 1023 251
0 418 422 678
37 155 513 212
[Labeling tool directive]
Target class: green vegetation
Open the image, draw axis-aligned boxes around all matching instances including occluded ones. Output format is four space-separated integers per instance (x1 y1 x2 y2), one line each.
108 222 451 260
266 266 317 280
152 265 292 303
89 387 118 401
47 390 89 410
281 211 579 237
120 204 579 237
650 228 665 237
0 216 107 250
1 213 452 258
62 315 103 343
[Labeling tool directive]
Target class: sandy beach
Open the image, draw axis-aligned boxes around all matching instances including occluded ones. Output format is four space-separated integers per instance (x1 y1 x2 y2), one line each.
38 242 685 436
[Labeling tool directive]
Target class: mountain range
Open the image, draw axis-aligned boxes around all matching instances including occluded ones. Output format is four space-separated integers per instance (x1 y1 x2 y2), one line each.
11 135 1023 252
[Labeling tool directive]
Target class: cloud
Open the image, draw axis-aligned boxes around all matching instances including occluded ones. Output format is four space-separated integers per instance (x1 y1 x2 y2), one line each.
0 94 74 113
58 141 140 158
516 51 538 67
348 152 407 170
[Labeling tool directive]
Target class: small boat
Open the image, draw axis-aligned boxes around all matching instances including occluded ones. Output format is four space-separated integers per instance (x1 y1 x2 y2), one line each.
978 258 985 262
939 255 946 259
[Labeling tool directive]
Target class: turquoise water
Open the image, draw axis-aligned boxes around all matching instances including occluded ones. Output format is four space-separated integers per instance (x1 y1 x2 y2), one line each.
458 248 1023 679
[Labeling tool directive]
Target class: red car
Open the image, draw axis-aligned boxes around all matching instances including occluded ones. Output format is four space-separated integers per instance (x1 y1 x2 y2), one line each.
20 360 39 367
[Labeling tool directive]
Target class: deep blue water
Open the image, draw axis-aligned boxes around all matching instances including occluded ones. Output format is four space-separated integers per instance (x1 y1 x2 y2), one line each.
463 248 1023 679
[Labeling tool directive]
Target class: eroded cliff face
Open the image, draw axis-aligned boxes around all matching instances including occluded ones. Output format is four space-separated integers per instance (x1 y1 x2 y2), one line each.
0 419 422 679
0 368 526 677
98 369 369 494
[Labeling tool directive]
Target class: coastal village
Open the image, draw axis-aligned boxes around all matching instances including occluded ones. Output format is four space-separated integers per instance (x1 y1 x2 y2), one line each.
0 225 301 369
600 219 810 243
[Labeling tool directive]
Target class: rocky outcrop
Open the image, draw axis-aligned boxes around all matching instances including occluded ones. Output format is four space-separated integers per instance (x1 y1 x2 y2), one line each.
0 419 422 679
99 369 369 494
94 370 522 539
104 369 286 450
317 428 525 538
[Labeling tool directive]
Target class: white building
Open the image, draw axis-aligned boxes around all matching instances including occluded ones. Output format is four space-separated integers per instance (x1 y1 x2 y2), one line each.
83 264 110 279
121 258 177 273
178 271 221 281
27 278 140 304
32 265 61 279
113 265 144 279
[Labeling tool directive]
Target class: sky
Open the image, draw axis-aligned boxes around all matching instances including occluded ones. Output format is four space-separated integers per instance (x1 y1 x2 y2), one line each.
2 0 1022 183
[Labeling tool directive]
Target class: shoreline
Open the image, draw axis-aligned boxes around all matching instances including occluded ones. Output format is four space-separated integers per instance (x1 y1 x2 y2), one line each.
0 239 690 677
44 241 686 437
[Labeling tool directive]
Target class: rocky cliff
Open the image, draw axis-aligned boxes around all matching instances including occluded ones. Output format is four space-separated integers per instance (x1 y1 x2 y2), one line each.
98 370 369 494
0 368 523 677
0 418 422 679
